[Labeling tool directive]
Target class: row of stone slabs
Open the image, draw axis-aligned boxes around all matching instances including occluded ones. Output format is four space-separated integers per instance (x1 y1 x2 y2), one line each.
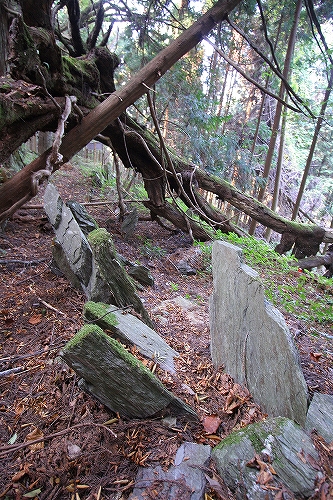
62 240 308 425
44 184 331 498
59 241 333 498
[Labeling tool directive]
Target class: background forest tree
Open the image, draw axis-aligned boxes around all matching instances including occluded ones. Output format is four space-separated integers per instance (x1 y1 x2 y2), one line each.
0 0 332 257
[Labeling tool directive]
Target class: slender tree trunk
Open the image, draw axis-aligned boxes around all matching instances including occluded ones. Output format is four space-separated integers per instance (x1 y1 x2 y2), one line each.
265 94 288 241
249 0 302 234
292 66 333 220
249 11 284 169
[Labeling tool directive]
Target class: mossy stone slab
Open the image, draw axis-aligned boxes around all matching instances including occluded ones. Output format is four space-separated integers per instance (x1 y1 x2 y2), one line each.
61 324 196 419
212 417 321 498
84 301 178 373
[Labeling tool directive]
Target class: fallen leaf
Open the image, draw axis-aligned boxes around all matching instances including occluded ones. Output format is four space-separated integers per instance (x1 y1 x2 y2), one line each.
204 473 227 498
12 465 30 482
306 453 322 471
246 455 260 469
28 314 42 325
8 432 18 445
25 426 44 451
23 489 42 497
203 415 222 434
257 469 273 485
310 352 322 362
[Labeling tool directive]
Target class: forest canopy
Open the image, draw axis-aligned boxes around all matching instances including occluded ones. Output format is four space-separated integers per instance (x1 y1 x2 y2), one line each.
0 0 332 257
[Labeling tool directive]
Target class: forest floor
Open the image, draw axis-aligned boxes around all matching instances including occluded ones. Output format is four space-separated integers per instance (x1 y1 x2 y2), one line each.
0 163 332 500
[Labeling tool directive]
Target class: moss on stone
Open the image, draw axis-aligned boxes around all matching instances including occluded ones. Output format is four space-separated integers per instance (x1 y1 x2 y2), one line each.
88 227 112 245
83 301 118 327
214 417 291 453
62 323 162 384
62 323 102 350
88 228 117 259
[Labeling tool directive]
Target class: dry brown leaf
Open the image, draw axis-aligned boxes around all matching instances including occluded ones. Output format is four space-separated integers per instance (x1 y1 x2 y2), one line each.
257 469 273 486
25 426 44 451
28 314 42 325
202 415 222 434
306 453 322 471
12 465 30 482
310 352 323 362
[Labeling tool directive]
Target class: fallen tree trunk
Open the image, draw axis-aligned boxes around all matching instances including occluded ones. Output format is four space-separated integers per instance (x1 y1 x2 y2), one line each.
104 118 332 257
291 245 333 277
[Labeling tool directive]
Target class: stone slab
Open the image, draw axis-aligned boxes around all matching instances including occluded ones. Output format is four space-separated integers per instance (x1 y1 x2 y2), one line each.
61 324 196 419
129 442 211 500
44 183 93 291
305 392 333 443
84 301 179 373
209 240 308 425
212 417 321 499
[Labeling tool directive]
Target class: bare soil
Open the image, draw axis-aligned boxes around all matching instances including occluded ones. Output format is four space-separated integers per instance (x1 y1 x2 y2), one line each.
0 164 332 499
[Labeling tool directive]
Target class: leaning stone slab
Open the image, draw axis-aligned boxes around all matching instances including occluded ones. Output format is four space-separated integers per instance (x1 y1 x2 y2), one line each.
305 392 333 443
88 228 153 327
210 241 308 425
84 301 179 373
129 442 211 500
61 324 196 419
212 417 322 499
66 200 98 236
44 183 93 291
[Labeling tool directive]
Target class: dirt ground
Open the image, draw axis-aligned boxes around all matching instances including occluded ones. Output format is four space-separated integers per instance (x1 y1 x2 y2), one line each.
0 164 332 499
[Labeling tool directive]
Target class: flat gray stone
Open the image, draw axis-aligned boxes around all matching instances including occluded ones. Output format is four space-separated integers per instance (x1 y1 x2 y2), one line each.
305 392 333 442
212 417 322 499
84 301 179 373
153 296 207 328
129 442 211 500
210 241 308 425
61 324 196 419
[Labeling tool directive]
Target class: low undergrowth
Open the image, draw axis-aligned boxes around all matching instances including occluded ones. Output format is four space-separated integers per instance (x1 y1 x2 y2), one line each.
195 232 333 328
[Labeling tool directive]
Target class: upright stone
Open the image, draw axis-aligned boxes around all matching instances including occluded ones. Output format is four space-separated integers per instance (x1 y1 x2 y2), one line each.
305 392 333 442
209 241 308 425
44 183 93 293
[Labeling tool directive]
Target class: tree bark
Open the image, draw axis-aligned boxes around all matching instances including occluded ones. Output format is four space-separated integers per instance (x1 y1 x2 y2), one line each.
249 0 302 234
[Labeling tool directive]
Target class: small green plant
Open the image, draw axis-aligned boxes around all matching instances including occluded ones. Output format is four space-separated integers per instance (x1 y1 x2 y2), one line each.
139 237 166 258
169 282 179 292
193 240 213 273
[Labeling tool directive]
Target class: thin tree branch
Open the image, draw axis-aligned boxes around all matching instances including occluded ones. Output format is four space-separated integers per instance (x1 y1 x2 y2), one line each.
256 0 282 74
203 37 302 114
304 0 333 71
225 15 313 115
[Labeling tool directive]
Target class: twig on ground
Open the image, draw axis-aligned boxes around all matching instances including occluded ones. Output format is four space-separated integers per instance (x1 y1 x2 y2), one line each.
0 423 117 458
